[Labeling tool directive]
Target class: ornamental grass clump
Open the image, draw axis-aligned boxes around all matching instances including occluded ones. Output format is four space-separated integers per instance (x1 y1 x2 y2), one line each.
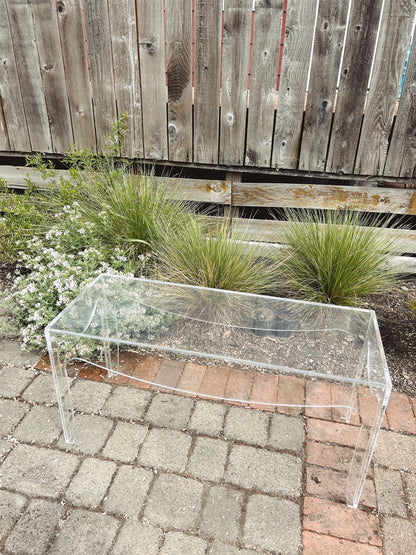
275 209 404 306
25 116 193 264
1 115 193 267
153 217 280 294
74 172 193 260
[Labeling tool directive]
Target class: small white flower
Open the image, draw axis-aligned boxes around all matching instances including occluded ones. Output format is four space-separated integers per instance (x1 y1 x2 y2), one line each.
53 278 63 293
26 283 36 294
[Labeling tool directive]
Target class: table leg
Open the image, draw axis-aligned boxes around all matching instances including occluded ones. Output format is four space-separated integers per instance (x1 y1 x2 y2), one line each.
102 340 119 378
45 332 75 444
346 387 388 507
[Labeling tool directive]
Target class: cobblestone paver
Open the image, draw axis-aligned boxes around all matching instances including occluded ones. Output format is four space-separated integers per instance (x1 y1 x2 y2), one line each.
0 346 416 554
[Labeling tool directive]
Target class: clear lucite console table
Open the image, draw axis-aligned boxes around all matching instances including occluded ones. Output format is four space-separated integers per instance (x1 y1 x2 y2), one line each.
45 274 391 508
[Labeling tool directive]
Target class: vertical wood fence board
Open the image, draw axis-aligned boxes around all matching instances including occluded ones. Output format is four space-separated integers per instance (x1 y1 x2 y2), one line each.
0 98 8 150
83 1 117 152
166 0 193 162
136 0 168 160
31 0 74 154
108 0 144 158
384 37 416 178
1 0 416 188
6 0 52 152
354 0 416 176
326 0 382 175
272 0 317 169
57 0 96 151
194 0 222 164
0 0 30 151
245 0 283 168
220 0 252 166
298 0 349 172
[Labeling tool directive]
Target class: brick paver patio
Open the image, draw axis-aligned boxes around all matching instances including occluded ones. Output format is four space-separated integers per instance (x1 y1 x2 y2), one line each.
0 347 415 554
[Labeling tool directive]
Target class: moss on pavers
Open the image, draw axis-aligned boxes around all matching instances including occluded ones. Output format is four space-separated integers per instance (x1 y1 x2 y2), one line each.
22 373 71 405
138 427 192 472
69 379 112 413
0 490 26 540
144 473 203 530
200 485 243 543
56 413 113 455
187 436 228 482
13 405 62 445
374 466 408 517
244 494 301 554
381 515 416 555
269 412 305 453
0 398 29 435
160 531 207 554
207 542 257 555
102 421 148 463
144 392 193 430
101 386 151 420
224 405 270 446
0 366 34 397
188 399 227 436
374 429 416 472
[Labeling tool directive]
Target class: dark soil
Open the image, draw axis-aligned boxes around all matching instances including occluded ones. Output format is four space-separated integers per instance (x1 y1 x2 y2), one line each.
1 262 415 396
364 277 416 397
0 263 17 289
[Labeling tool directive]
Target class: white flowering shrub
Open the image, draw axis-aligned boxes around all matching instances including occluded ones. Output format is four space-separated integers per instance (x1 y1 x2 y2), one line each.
8 203 145 352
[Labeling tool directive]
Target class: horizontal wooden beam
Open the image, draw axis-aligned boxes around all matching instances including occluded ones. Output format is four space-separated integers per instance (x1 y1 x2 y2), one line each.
232 218 416 254
0 165 66 188
154 176 231 204
232 182 416 215
0 166 232 205
4 166 416 214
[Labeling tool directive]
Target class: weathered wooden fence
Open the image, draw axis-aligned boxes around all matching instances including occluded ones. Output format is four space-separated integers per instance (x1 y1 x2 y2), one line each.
1 0 416 180
1 0 416 271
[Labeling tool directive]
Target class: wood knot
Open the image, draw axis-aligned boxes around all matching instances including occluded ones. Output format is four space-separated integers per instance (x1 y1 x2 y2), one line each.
212 181 227 194
168 124 178 140
226 112 235 126
140 37 156 55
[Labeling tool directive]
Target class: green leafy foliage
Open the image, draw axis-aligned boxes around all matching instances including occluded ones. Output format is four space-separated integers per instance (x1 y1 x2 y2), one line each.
0 178 48 262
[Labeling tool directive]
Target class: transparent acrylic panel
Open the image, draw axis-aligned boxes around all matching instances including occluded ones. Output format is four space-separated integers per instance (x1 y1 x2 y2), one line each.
45 274 391 508
46 274 389 388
